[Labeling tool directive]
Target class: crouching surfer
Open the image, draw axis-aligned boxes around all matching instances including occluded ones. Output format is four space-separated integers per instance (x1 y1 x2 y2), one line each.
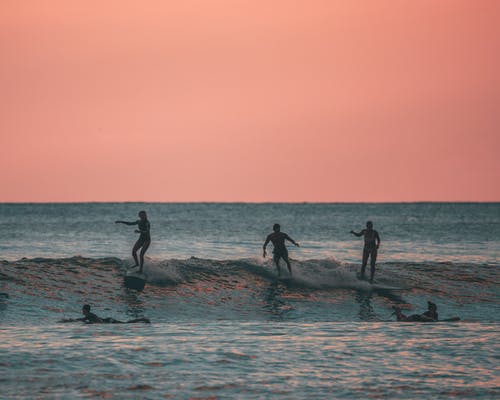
60 305 150 324
263 223 299 277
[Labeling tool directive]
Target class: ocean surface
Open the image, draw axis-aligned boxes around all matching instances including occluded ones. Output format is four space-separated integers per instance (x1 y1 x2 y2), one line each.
0 203 499 399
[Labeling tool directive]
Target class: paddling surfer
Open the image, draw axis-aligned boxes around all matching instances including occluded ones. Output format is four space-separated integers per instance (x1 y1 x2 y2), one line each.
351 221 381 283
263 224 299 277
115 210 150 272
392 302 438 322
60 304 150 324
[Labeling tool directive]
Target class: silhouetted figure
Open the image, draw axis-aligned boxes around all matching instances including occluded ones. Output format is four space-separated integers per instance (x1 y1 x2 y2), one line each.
116 210 151 272
79 304 102 323
60 304 150 324
392 304 437 322
263 224 299 277
421 301 438 320
392 302 461 322
351 221 380 283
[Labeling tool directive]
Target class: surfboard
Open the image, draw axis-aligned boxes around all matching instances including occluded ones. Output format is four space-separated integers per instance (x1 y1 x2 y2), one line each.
370 283 404 291
394 317 461 323
124 271 146 291
440 317 461 322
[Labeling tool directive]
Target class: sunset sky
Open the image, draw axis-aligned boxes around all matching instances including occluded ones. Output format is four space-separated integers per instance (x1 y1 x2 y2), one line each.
1 0 499 202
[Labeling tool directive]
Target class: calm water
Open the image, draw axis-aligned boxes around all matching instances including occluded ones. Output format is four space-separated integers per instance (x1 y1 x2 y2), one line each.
0 203 499 399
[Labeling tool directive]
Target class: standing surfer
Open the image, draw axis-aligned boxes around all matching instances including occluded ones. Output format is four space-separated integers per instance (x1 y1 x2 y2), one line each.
350 221 380 283
263 223 299 277
116 210 151 273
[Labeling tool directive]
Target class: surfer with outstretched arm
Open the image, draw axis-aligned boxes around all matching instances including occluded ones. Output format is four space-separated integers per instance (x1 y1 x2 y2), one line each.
263 223 299 277
115 210 150 273
350 220 380 283
60 305 150 324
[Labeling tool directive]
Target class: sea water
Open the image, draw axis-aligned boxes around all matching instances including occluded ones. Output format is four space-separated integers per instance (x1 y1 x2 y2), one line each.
0 203 499 399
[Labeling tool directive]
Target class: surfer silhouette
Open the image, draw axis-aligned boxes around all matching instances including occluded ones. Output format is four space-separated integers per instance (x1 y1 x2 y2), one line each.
351 221 380 283
60 304 150 324
78 304 103 323
263 223 299 277
421 301 438 320
392 302 438 322
115 210 150 272
392 302 460 322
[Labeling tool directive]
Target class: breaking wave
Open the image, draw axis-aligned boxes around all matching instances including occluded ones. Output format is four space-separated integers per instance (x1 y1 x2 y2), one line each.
1 256 498 324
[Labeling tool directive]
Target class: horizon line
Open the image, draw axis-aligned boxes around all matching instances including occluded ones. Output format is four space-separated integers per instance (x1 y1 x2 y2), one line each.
1 200 499 205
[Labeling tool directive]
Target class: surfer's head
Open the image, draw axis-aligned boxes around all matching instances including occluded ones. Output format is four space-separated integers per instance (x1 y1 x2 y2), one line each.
427 301 437 310
366 221 373 229
273 223 281 232
138 210 147 220
82 304 91 315
391 306 404 320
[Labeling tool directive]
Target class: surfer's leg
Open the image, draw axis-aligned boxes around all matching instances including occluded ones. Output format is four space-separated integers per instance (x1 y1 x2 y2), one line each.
138 240 150 273
284 257 292 277
360 250 369 279
369 250 377 283
274 256 281 277
132 240 141 267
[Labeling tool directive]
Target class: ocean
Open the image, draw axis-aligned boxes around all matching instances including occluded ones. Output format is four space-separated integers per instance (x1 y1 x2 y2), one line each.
0 203 499 399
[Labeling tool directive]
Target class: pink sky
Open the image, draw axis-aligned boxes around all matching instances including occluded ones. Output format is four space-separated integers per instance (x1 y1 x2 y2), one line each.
1 1 499 202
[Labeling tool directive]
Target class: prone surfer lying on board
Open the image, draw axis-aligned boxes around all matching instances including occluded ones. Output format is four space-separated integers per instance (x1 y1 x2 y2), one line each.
392 301 439 322
263 223 299 277
115 210 151 273
60 305 150 324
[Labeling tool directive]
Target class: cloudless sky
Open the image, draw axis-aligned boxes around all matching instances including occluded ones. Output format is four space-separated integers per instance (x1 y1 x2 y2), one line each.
1 0 499 202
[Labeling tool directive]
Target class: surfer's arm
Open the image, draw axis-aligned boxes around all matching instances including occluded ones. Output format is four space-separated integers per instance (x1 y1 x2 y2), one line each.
375 231 381 248
115 220 138 225
263 235 271 257
350 230 364 237
285 234 299 247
